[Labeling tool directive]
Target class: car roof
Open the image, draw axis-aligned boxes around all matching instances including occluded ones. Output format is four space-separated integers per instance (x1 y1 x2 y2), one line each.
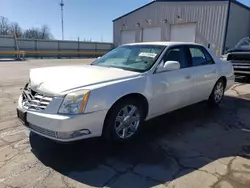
122 41 203 47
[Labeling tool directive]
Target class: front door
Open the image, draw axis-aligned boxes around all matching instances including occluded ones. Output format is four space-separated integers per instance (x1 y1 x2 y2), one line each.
149 46 194 117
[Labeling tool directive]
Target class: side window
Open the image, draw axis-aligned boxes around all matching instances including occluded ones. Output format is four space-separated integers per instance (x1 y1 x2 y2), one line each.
201 47 215 65
162 47 188 68
189 46 215 66
189 47 207 66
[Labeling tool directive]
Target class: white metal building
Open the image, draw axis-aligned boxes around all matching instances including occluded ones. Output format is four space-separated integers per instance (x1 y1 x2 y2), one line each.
113 0 250 55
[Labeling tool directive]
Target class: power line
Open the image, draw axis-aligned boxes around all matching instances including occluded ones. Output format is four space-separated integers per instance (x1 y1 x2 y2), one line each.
60 0 64 40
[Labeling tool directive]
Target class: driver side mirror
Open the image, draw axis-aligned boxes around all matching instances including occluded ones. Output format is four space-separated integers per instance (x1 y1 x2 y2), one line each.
156 61 180 73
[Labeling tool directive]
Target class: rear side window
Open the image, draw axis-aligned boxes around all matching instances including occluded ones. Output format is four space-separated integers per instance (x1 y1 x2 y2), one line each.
202 47 215 65
188 46 215 66
189 47 207 66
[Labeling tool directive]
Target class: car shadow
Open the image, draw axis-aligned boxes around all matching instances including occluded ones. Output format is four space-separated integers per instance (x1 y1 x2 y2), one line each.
30 95 250 187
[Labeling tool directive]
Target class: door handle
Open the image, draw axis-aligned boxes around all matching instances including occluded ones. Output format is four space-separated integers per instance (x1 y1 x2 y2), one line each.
185 75 191 79
206 70 216 77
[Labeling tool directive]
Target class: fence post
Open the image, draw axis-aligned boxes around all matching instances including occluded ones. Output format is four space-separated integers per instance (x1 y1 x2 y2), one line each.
95 43 97 58
78 37 80 58
13 34 20 60
57 40 60 59
35 40 38 59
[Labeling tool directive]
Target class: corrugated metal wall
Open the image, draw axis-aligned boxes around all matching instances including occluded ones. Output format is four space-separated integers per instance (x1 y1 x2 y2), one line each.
0 36 15 50
0 36 114 58
225 2 250 50
113 1 229 54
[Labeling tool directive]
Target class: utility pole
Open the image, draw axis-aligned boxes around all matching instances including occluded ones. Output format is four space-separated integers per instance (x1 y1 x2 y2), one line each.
60 0 64 40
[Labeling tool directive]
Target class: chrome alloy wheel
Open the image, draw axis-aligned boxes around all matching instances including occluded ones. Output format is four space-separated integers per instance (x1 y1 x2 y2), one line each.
214 82 224 103
114 105 141 139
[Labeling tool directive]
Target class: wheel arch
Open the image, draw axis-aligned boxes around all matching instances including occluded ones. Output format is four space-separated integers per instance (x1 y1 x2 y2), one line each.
218 76 227 88
210 76 227 95
106 93 149 120
102 93 149 139
102 93 149 137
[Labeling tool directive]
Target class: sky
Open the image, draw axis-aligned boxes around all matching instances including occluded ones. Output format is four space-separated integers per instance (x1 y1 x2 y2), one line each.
1 0 250 42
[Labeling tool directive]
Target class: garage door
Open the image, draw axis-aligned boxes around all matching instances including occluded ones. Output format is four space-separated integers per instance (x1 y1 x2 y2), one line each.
142 27 161 42
170 23 196 42
121 30 136 45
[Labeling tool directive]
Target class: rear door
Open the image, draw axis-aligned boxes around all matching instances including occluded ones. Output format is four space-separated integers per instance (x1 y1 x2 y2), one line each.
187 45 218 103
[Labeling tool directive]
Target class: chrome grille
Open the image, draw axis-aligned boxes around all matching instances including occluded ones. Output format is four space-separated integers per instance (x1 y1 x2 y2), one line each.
22 87 53 111
227 53 250 74
228 53 250 61
30 124 57 138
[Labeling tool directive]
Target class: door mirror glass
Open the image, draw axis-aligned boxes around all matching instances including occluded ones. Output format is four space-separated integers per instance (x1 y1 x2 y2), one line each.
156 61 180 72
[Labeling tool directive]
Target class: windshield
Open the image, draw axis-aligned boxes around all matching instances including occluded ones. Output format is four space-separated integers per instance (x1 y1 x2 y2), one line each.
91 45 166 72
235 37 250 48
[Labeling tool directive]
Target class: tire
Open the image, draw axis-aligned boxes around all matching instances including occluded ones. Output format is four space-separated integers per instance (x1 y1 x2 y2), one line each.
207 79 226 107
103 98 144 143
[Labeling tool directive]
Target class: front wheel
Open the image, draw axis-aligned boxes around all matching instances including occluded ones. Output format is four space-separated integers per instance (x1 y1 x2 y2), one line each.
207 79 226 107
103 98 143 143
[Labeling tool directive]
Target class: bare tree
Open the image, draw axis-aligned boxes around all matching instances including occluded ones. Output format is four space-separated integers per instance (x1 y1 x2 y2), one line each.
0 16 11 35
40 25 53 39
23 25 53 40
9 22 22 38
0 16 54 40
23 27 40 39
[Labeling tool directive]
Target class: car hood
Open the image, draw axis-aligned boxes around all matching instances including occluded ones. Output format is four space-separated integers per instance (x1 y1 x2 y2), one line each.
226 46 250 53
29 65 141 95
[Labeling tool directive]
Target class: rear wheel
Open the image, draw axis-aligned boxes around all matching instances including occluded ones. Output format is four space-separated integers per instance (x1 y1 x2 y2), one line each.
103 98 144 143
207 79 226 107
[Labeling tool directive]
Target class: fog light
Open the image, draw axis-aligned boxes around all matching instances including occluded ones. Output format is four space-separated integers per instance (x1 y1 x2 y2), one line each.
56 132 74 139
72 129 91 137
56 129 91 139
79 129 91 135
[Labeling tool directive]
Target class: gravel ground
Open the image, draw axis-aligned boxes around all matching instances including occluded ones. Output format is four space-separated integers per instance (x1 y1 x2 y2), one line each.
0 59 250 188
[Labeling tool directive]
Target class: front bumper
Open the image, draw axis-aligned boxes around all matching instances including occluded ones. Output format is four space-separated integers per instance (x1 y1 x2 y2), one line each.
17 95 107 142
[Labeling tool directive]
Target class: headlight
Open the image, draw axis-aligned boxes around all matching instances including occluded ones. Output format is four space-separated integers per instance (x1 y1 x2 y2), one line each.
58 90 90 115
221 54 228 61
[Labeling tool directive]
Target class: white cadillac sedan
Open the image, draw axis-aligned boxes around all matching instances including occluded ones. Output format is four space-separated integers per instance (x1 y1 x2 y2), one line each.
17 42 235 143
